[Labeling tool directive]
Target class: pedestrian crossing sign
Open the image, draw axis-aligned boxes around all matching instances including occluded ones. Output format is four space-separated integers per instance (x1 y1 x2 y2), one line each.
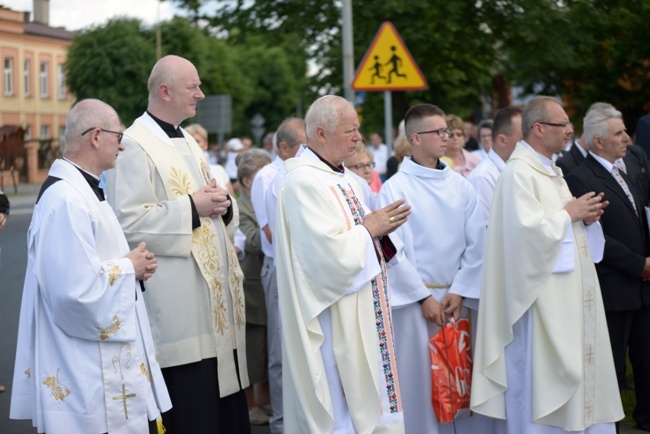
351 21 427 92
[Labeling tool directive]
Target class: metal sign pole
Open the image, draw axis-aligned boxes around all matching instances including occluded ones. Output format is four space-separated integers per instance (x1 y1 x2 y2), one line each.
384 90 392 153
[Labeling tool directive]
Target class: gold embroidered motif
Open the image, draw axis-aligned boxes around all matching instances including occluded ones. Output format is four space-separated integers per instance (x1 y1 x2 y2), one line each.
113 383 136 420
43 369 71 402
170 167 193 195
99 315 121 340
140 362 151 382
105 264 123 286
24 367 31 378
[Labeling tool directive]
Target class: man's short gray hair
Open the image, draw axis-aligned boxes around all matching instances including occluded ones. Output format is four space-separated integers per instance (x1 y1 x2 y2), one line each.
237 148 272 182
521 96 561 140
63 99 118 156
305 95 354 142
276 117 306 149
583 107 623 149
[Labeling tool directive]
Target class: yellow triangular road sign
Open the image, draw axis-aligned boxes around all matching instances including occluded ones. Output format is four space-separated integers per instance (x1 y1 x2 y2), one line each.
352 22 427 92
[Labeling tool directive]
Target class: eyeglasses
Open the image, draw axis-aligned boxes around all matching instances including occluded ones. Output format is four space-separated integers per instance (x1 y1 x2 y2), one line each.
537 121 570 129
81 127 124 144
417 128 452 138
348 162 375 170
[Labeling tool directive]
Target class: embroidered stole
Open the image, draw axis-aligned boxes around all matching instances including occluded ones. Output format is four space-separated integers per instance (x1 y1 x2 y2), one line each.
552 175 597 425
128 120 248 396
327 177 403 421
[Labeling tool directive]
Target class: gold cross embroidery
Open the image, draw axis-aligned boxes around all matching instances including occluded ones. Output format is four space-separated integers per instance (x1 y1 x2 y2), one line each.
577 238 590 257
584 291 595 311
585 344 595 365
586 398 594 418
113 384 136 420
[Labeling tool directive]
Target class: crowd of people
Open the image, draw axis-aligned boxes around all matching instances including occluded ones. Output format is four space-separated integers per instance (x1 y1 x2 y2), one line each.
6 54 650 434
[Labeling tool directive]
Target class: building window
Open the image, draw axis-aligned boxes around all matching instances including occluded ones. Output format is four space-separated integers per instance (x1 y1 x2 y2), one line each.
40 61 48 97
57 64 65 99
41 125 49 139
58 125 65 147
24 125 31 143
4 57 14 96
24 59 30 96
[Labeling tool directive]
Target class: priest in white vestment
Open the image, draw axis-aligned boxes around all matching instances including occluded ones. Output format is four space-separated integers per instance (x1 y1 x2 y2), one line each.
471 96 623 433
10 99 171 434
275 95 410 433
105 55 250 433
378 103 493 434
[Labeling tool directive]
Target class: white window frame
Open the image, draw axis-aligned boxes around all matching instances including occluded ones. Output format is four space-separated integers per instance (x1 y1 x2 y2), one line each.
24 59 30 96
41 125 49 140
4 57 14 96
39 61 48 97
57 63 65 99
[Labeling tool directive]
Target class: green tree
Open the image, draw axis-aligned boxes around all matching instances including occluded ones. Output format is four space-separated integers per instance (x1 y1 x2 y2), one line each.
65 18 155 125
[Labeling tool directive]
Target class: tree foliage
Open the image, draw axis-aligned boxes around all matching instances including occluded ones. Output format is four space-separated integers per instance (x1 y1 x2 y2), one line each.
173 0 650 133
65 19 155 125
65 16 308 136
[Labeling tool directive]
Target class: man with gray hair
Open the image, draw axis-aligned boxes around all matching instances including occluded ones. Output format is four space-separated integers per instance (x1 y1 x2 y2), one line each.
566 106 650 430
471 96 623 433
249 116 306 434
11 99 171 433
106 55 250 432
275 95 410 433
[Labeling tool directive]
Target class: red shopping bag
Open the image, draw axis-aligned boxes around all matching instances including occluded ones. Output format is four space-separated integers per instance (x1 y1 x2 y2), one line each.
429 318 472 423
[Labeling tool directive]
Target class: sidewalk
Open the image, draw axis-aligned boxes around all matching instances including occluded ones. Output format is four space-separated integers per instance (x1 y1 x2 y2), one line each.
3 183 40 215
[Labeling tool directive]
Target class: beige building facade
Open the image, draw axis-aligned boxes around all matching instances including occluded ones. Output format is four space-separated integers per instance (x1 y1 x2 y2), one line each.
0 1 74 184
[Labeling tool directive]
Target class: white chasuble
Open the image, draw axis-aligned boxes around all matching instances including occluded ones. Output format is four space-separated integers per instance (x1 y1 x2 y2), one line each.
470 143 623 432
11 159 171 434
275 149 404 434
105 113 248 396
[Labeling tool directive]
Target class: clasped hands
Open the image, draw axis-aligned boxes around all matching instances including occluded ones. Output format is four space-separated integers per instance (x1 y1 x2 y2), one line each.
421 293 463 327
565 191 608 225
192 179 231 219
126 242 157 281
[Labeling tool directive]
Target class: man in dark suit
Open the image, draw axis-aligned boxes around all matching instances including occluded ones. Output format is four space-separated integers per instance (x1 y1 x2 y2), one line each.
566 106 650 430
636 113 650 158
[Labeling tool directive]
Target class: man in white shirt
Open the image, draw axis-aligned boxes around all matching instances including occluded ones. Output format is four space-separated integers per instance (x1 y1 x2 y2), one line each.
250 117 306 434
467 107 523 224
471 96 622 433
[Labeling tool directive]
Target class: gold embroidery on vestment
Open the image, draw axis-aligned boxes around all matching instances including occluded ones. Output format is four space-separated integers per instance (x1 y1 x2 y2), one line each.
140 362 151 382
169 167 193 196
24 367 30 378
99 315 121 340
43 368 71 402
105 264 123 286
113 383 136 420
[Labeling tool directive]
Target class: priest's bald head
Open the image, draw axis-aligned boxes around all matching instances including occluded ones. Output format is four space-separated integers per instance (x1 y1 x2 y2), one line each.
305 95 362 166
522 96 571 158
147 55 205 126
63 98 124 176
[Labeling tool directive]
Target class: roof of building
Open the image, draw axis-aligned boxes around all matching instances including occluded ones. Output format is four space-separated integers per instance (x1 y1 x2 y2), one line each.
24 21 75 40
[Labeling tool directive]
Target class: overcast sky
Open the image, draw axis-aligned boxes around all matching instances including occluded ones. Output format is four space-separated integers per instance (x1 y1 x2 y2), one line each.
2 0 186 31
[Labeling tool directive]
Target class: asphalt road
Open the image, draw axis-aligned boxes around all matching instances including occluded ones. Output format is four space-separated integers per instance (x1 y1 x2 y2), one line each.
0 185 271 433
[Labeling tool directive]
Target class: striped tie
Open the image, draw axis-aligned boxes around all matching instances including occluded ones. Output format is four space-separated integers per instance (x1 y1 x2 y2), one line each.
612 165 638 217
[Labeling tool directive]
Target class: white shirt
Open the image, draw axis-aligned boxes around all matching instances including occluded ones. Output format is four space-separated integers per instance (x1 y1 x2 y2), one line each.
467 149 507 225
251 156 284 258
369 143 389 175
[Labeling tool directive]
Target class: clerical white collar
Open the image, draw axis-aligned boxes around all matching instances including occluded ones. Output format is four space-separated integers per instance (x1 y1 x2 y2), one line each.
62 157 100 180
486 149 506 173
589 151 615 173
521 140 555 175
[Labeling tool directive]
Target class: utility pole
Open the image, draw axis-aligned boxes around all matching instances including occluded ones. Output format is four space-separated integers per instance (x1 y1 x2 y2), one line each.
156 0 165 59
342 0 354 102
